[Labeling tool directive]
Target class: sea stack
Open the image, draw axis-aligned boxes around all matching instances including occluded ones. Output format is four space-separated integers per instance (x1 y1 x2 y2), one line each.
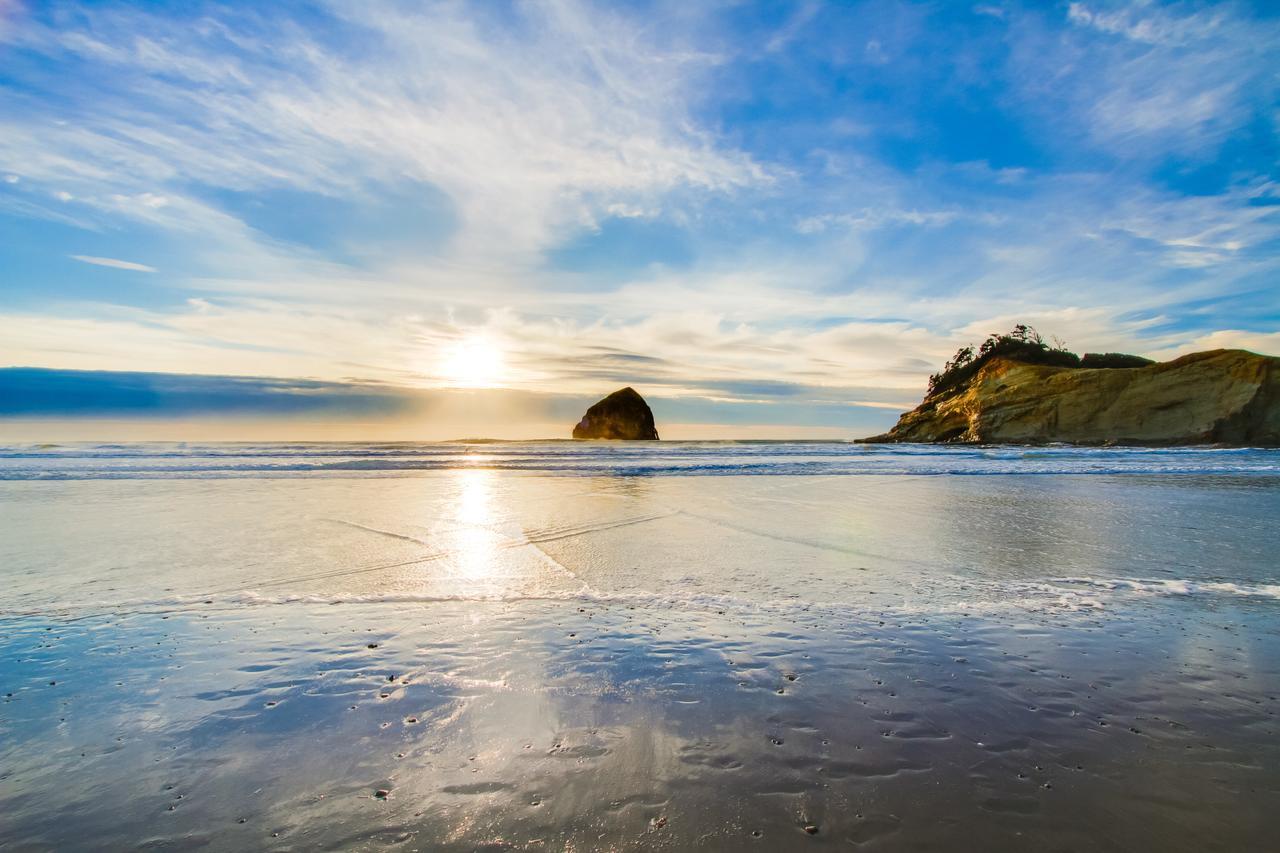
865 349 1280 446
572 387 659 440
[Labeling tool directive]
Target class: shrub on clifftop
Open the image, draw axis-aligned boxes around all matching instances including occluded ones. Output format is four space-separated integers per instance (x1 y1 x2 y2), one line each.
928 325 1079 397
1080 352 1155 369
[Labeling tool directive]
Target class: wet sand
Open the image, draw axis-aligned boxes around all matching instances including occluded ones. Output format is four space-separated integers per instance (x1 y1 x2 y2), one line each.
2 448 1279 850
4 598 1277 850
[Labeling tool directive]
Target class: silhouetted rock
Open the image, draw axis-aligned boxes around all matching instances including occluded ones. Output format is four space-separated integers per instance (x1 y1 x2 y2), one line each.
864 349 1280 446
572 387 659 440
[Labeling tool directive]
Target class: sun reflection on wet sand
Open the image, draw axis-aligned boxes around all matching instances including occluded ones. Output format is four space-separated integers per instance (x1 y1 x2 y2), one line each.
428 468 581 600
439 468 505 591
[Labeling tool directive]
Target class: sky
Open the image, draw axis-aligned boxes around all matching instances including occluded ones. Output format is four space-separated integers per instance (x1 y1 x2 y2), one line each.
1 0 1278 439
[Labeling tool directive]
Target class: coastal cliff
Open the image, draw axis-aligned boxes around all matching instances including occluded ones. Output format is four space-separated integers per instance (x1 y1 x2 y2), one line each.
572 387 659 440
865 349 1280 446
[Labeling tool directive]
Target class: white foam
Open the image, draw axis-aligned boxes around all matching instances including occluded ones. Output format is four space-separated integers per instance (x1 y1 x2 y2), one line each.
27 573 1278 626
4 440 1279 479
86 581 1113 622
1051 576 1280 600
110 585 775 616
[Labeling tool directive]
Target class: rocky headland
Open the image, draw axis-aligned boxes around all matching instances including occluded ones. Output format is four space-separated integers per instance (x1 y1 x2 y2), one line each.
572 387 659 440
865 331 1279 446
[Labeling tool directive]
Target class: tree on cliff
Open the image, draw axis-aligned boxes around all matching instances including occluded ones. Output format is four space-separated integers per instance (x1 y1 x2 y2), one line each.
928 325 1080 397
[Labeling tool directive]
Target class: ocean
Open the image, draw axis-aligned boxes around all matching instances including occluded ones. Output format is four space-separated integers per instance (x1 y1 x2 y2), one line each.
2 442 1278 850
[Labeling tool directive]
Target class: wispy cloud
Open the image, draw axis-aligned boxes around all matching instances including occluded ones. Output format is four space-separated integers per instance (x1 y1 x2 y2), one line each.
795 208 964 234
70 255 157 272
1067 2 1213 46
765 2 820 54
1013 1 1279 159
1 1 763 260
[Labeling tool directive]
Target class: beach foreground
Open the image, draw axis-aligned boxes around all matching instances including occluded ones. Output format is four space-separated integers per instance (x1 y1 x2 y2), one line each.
2 443 1278 850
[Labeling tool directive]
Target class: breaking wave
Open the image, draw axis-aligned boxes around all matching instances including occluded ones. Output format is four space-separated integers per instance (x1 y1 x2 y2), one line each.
3 440 1279 479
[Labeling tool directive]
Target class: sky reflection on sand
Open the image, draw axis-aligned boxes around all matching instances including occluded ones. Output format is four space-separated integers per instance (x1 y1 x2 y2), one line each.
2 596 1277 851
1 456 1279 849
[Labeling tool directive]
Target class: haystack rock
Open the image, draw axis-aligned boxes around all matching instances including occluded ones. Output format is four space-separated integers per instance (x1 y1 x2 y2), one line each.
864 349 1280 446
572 387 659 440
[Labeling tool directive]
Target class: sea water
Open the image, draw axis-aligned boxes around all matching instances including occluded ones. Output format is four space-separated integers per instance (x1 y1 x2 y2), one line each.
1 442 1277 850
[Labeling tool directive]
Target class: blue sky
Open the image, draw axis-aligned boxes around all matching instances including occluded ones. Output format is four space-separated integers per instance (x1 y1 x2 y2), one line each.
1 0 1277 438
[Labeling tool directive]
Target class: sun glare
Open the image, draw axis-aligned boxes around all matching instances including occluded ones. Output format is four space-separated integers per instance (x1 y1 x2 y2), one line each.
438 335 506 388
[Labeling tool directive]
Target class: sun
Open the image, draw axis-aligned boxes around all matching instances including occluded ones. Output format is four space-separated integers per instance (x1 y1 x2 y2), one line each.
438 334 506 388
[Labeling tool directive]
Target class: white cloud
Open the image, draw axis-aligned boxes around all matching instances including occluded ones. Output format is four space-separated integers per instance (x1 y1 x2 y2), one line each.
1 1 764 261
1156 330 1280 359
1009 2 1279 160
70 255 157 272
1066 2 1215 46
765 2 820 54
1 269 1241 409
796 207 961 234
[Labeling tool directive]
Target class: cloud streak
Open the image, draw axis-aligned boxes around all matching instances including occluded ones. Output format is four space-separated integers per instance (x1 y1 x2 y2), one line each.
70 254 156 272
1 1 763 260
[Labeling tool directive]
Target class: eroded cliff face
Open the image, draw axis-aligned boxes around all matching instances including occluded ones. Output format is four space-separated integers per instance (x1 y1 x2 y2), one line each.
865 349 1280 446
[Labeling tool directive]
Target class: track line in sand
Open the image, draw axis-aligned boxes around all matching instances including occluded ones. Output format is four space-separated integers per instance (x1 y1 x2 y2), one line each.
200 511 678 596
324 518 433 545
675 508 929 569
520 512 676 544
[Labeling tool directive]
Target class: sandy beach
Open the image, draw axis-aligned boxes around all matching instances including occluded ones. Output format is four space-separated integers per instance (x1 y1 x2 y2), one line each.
2 442 1278 850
